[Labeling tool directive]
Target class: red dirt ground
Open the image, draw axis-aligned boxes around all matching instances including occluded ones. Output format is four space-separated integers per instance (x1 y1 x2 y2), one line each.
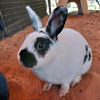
0 12 100 100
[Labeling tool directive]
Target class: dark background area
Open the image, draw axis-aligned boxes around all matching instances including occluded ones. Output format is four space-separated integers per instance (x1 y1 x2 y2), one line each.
0 0 47 40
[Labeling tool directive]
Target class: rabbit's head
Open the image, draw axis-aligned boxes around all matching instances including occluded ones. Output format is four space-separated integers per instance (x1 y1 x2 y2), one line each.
18 6 68 70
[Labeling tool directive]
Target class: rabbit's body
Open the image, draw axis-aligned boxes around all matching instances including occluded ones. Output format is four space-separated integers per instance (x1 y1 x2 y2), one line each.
33 28 92 85
18 6 92 97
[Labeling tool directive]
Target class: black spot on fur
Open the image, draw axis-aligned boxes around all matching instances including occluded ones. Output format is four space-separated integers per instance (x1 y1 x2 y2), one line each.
39 31 46 34
34 37 52 57
83 54 88 64
19 48 37 68
83 45 91 64
85 45 88 52
88 51 91 61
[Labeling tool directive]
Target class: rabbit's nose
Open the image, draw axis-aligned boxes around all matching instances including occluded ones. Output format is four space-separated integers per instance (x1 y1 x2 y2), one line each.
19 48 37 68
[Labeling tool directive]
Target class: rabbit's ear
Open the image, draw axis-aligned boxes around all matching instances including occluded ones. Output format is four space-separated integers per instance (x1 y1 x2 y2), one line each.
26 6 43 31
46 6 68 40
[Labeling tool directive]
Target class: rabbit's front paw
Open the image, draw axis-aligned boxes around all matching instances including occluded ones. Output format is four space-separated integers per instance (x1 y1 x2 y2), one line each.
58 84 70 97
43 82 52 92
71 76 82 87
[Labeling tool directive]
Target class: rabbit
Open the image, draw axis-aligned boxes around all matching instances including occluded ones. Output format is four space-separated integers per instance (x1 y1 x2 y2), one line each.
17 6 92 97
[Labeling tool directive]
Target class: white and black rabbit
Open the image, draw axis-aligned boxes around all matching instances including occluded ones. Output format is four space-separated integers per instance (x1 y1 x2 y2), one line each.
17 6 92 97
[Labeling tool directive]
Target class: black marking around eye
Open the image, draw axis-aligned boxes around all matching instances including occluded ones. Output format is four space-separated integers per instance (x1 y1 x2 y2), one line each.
83 45 91 64
34 37 52 57
19 48 37 68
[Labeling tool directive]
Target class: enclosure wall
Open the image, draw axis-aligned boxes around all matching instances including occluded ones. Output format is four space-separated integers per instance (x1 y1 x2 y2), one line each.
0 0 47 39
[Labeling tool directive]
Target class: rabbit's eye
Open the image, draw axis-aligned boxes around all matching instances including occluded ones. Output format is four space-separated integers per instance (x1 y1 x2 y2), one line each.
37 42 46 51
34 37 52 57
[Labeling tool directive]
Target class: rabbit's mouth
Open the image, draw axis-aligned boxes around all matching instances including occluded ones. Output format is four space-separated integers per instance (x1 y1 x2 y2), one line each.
19 48 37 68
